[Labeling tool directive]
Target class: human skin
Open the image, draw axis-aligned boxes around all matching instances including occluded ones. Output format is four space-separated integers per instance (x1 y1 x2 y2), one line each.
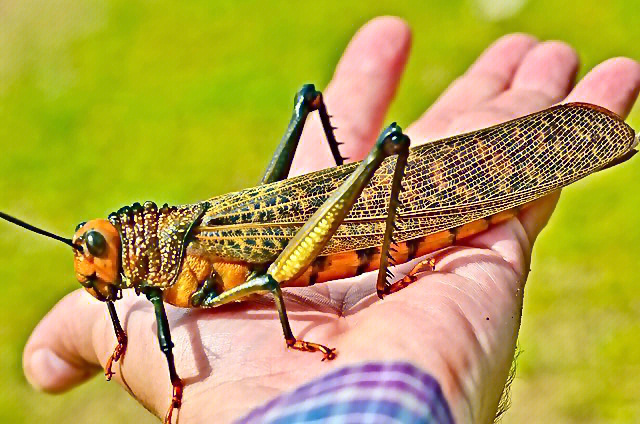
23 17 640 424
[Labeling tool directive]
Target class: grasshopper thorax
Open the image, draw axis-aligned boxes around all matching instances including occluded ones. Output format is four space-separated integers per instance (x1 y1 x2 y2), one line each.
106 201 208 290
72 219 122 301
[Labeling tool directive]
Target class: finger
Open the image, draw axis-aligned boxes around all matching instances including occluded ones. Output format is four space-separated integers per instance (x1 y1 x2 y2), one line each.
563 57 640 115
24 288 227 420
520 57 640 241
487 40 579 117
23 290 105 392
290 16 411 176
408 33 538 140
445 40 579 136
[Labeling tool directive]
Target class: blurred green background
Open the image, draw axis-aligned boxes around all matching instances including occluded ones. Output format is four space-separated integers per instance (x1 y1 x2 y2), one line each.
0 0 638 422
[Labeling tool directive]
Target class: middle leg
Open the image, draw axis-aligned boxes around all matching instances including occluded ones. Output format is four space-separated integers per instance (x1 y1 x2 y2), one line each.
199 273 335 360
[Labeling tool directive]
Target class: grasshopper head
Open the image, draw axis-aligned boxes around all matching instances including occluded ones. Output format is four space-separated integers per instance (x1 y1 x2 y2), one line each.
72 219 122 301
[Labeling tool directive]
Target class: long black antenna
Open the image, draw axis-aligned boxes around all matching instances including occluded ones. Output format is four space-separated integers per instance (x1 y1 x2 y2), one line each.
0 211 81 251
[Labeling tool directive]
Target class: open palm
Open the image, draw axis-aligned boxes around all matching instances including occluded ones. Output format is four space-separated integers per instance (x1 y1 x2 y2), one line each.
23 17 640 424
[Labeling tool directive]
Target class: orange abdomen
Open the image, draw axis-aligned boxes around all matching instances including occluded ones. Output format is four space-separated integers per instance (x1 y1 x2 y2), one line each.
165 202 530 308
284 203 528 288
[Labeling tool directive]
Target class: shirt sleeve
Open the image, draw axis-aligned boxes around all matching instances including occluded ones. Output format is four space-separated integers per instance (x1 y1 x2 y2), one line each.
236 361 454 424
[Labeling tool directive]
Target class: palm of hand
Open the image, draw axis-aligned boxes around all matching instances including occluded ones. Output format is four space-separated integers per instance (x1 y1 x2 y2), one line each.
24 18 640 424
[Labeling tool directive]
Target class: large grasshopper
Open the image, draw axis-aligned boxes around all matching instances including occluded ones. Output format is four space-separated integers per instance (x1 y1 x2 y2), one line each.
1 84 638 423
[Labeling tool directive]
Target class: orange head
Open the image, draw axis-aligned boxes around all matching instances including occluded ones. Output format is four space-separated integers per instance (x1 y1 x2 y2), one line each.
72 219 122 301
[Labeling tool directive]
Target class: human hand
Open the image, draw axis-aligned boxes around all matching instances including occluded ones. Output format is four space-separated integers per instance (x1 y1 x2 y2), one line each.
23 17 640 423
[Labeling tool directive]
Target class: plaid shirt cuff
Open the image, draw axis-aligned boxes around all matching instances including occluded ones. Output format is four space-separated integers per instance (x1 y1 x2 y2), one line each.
237 361 454 424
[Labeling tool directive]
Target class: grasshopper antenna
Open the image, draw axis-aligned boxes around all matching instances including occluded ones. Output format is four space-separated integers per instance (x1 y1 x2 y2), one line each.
0 211 82 251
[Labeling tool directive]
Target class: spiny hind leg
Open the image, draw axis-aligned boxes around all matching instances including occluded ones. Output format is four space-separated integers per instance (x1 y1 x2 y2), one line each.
262 124 412 358
374 130 411 299
261 84 343 184
200 274 335 360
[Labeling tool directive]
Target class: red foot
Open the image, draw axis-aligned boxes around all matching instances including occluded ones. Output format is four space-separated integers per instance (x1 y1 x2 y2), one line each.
164 379 184 424
105 332 127 381
287 339 337 361
378 256 437 298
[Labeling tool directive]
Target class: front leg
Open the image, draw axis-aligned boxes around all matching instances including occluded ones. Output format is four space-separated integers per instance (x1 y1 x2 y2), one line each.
143 287 183 424
104 301 127 381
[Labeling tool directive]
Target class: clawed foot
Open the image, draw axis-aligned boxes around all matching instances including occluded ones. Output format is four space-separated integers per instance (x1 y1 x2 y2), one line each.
105 331 127 381
377 256 437 298
377 274 418 298
164 379 184 424
287 338 337 361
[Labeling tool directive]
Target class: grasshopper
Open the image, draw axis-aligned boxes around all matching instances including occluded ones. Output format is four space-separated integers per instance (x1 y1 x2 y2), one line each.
1 84 638 423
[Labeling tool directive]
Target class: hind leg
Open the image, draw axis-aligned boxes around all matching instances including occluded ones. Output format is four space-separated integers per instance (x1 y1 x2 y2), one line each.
262 84 343 184
203 124 412 360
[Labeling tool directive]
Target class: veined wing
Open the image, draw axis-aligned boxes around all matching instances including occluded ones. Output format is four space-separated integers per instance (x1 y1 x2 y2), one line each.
194 103 636 262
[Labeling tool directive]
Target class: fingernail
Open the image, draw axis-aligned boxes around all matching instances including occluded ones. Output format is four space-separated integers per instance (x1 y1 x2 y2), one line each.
26 349 85 393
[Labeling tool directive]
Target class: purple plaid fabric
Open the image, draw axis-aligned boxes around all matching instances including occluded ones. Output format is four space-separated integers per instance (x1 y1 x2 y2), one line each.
237 362 454 424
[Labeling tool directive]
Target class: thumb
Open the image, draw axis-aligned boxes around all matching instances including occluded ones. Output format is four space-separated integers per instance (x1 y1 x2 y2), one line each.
23 289 109 393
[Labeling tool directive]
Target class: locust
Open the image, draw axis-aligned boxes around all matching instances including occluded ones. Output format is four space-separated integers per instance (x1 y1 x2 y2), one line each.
1 84 638 423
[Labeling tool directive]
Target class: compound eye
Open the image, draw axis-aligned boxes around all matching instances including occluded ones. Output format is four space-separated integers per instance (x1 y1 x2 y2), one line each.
75 221 87 232
85 230 107 257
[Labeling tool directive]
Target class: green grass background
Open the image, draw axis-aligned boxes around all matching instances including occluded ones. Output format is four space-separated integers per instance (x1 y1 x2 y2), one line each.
0 0 638 422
